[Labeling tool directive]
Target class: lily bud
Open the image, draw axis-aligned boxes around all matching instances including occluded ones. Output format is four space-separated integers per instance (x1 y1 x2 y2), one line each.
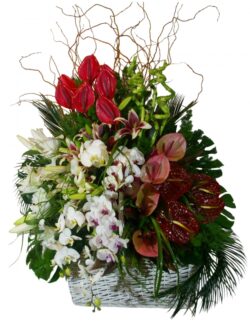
55 74 77 109
78 55 100 83
96 97 120 125
95 67 117 99
72 83 95 113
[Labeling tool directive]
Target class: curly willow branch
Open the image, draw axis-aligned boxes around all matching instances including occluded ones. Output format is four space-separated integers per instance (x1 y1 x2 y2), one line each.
18 3 220 103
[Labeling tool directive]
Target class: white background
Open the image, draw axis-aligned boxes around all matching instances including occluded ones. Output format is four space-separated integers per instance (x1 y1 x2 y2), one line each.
1 0 250 325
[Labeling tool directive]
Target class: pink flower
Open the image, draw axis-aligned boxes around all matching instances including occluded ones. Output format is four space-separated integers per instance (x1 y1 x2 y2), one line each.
114 110 151 140
156 133 186 161
140 153 170 185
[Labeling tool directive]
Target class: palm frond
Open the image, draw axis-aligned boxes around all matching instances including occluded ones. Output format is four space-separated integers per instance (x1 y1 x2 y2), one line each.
32 95 64 136
158 233 246 317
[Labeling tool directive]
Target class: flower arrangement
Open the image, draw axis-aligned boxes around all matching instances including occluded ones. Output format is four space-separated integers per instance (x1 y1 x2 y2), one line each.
11 3 245 316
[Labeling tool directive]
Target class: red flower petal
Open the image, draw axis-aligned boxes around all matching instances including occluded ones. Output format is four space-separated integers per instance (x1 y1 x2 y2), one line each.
96 97 120 124
141 154 170 185
160 163 192 201
72 83 95 113
156 133 186 161
100 64 115 75
133 230 158 258
95 68 117 99
78 55 100 83
55 74 77 109
136 183 160 216
157 201 199 245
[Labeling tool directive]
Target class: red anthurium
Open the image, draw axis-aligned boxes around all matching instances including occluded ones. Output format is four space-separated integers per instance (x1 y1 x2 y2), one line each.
72 83 95 113
160 163 192 201
156 133 186 161
78 55 100 83
140 153 170 185
55 74 77 109
132 230 158 257
189 174 224 223
114 109 151 140
136 183 160 216
157 201 199 245
96 97 120 124
100 64 115 75
95 68 117 99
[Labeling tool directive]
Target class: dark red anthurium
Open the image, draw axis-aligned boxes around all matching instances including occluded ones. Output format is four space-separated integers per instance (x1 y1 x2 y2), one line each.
114 109 151 140
189 174 224 223
140 153 170 185
78 55 100 84
55 74 77 109
96 97 120 125
72 83 95 113
133 230 158 257
95 67 117 99
157 201 199 245
160 163 192 202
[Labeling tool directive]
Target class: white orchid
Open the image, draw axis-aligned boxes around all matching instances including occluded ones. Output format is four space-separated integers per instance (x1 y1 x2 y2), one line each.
129 147 145 165
103 175 119 192
59 228 81 246
53 246 80 268
17 128 59 157
80 140 109 168
56 205 85 232
96 249 116 263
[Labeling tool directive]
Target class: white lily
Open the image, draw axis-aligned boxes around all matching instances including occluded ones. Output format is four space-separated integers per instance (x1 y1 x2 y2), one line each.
9 223 34 235
17 128 59 156
18 166 42 194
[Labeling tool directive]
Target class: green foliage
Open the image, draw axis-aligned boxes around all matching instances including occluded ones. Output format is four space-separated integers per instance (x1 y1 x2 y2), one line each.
158 233 245 317
33 95 91 139
179 110 223 178
26 241 59 282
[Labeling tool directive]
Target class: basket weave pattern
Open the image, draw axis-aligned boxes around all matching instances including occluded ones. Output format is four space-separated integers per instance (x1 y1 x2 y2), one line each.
68 261 194 307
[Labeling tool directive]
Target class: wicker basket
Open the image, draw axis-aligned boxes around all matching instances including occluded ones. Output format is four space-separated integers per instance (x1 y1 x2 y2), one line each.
68 260 194 308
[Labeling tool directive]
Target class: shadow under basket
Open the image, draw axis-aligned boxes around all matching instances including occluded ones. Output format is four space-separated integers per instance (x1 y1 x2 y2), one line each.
68 260 195 308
